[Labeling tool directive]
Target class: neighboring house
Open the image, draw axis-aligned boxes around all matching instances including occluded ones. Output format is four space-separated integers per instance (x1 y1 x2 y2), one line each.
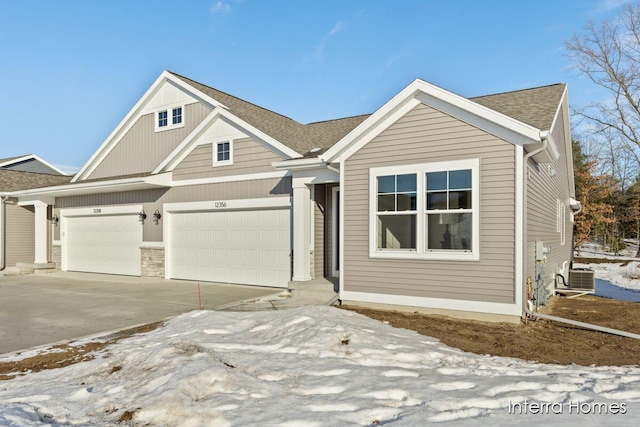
11 71 577 321
0 154 67 175
0 169 71 269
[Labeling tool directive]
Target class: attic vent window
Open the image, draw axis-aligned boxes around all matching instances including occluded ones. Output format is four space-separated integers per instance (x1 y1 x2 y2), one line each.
155 106 185 132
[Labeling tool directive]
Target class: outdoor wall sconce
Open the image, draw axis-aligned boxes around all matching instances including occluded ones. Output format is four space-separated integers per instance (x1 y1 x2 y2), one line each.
139 210 147 222
51 214 59 225
153 209 162 224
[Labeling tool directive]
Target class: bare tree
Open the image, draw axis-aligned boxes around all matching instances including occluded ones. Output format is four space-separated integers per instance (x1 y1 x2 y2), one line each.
567 4 640 184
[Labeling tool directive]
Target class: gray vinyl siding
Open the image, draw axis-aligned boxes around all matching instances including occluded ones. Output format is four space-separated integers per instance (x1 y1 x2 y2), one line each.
87 103 211 180
5 204 35 266
55 176 292 243
3 159 63 175
526 102 572 287
326 183 338 276
173 137 282 180
343 103 516 304
313 184 326 279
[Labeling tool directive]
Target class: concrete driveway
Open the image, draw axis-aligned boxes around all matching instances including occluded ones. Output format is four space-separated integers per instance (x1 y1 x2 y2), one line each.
0 272 279 354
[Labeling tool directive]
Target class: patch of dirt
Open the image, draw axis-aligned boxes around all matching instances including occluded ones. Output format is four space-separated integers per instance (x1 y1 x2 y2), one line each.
343 295 640 366
0 322 163 381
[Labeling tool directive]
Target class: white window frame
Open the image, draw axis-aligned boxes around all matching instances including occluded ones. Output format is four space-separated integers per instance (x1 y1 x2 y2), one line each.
154 104 185 132
557 200 566 246
369 159 480 261
213 139 234 167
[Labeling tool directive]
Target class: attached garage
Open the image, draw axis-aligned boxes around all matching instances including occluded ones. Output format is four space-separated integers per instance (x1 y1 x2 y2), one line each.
61 206 142 276
165 198 291 288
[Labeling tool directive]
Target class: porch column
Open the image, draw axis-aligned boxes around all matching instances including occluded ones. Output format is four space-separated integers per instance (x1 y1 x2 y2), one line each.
292 178 311 281
34 201 49 264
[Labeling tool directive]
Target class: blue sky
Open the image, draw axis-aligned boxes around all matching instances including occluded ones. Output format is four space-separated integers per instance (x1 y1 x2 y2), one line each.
0 0 633 173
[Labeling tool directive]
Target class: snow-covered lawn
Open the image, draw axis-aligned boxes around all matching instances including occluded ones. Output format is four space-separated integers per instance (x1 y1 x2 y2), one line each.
1 307 639 426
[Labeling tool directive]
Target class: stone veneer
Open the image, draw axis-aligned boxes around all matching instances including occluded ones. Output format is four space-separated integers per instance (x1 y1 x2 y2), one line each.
141 247 165 278
51 245 61 269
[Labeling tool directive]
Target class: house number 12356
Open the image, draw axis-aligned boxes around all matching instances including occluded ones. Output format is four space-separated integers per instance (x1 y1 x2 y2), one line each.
215 202 227 208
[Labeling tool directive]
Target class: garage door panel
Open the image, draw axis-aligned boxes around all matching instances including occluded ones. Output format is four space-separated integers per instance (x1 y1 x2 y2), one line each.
66 214 142 276
170 207 290 287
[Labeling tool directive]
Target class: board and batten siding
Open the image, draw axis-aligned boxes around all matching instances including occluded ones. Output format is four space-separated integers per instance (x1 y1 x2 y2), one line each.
343 103 516 304
173 137 282 180
526 102 573 287
5 204 35 266
87 103 211 180
55 176 292 243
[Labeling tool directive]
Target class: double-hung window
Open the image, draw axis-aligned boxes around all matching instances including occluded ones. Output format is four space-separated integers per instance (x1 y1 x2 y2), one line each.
172 107 182 125
370 159 479 260
158 110 168 128
213 140 233 166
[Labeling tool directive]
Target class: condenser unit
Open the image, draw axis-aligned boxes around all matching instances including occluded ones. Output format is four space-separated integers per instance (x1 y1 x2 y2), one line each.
568 268 595 290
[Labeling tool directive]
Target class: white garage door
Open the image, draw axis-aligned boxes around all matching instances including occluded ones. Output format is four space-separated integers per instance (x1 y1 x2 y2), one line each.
65 214 142 276
169 208 290 287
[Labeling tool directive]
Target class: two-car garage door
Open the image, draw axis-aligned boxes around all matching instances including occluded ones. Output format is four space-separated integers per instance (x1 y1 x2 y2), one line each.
168 208 290 287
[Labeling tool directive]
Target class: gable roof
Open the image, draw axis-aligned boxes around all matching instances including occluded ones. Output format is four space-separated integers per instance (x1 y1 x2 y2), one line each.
471 84 566 131
0 169 72 192
0 154 67 175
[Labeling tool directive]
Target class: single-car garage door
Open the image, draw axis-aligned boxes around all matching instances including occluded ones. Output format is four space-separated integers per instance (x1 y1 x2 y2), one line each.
65 214 142 276
169 208 290 287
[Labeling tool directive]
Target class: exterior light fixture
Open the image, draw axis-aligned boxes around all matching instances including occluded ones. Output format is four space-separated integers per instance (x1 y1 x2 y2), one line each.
139 210 147 222
153 209 162 224
51 214 59 225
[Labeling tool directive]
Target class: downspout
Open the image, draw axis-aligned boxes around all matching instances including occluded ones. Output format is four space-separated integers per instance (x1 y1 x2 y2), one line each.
0 195 7 270
521 133 549 316
521 135 640 340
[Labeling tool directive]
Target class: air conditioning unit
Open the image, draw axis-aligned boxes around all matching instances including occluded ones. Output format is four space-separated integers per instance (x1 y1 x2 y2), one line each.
568 268 595 290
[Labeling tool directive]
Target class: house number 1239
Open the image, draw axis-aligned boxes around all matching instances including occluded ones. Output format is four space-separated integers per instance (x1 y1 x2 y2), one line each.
215 202 227 208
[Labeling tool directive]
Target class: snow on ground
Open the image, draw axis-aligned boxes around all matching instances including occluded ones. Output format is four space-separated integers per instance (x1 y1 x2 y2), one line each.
1 307 639 426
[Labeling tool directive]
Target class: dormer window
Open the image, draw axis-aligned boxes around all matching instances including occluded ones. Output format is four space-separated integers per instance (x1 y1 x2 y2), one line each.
155 106 185 132
213 140 233 166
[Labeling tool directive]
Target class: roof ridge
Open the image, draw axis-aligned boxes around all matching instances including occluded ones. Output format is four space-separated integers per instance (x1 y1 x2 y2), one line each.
305 113 372 126
471 83 566 99
168 70 303 126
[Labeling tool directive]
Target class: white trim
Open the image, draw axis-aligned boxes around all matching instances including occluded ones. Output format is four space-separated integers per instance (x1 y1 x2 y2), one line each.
341 290 522 317
272 157 325 170
171 170 290 187
339 161 345 295
323 79 542 164
140 241 164 249
163 197 291 280
60 204 143 218
292 179 312 281
34 202 48 263
60 204 143 272
154 105 186 132
368 159 480 261
213 139 234 167
514 145 524 318
0 154 67 176
164 197 290 213
52 240 61 246
331 186 340 278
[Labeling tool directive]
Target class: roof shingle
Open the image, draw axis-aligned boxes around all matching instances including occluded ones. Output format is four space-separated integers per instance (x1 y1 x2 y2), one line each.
0 170 72 192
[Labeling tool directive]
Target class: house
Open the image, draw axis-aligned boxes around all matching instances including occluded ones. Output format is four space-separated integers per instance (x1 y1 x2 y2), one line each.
10 71 576 321
0 168 71 270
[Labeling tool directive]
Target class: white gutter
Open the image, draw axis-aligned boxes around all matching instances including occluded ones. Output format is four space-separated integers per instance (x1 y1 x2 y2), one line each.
272 157 325 170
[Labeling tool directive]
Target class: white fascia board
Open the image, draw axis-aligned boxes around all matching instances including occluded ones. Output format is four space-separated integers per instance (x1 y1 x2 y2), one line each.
73 72 170 182
153 110 220 173
61 204 143 217
17 196 55 206
324 78 543 164
0 154 67 176
171 170 289 187
272 157 324 170
216 108 300 159
11 173 172 199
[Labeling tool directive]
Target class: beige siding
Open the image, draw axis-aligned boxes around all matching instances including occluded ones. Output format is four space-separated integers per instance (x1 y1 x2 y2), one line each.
55 177 292 243
87 103 211 180
5 204 35 266
526 102 573 287
313 184 326 279
173 137 282 180
343 103 516 304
